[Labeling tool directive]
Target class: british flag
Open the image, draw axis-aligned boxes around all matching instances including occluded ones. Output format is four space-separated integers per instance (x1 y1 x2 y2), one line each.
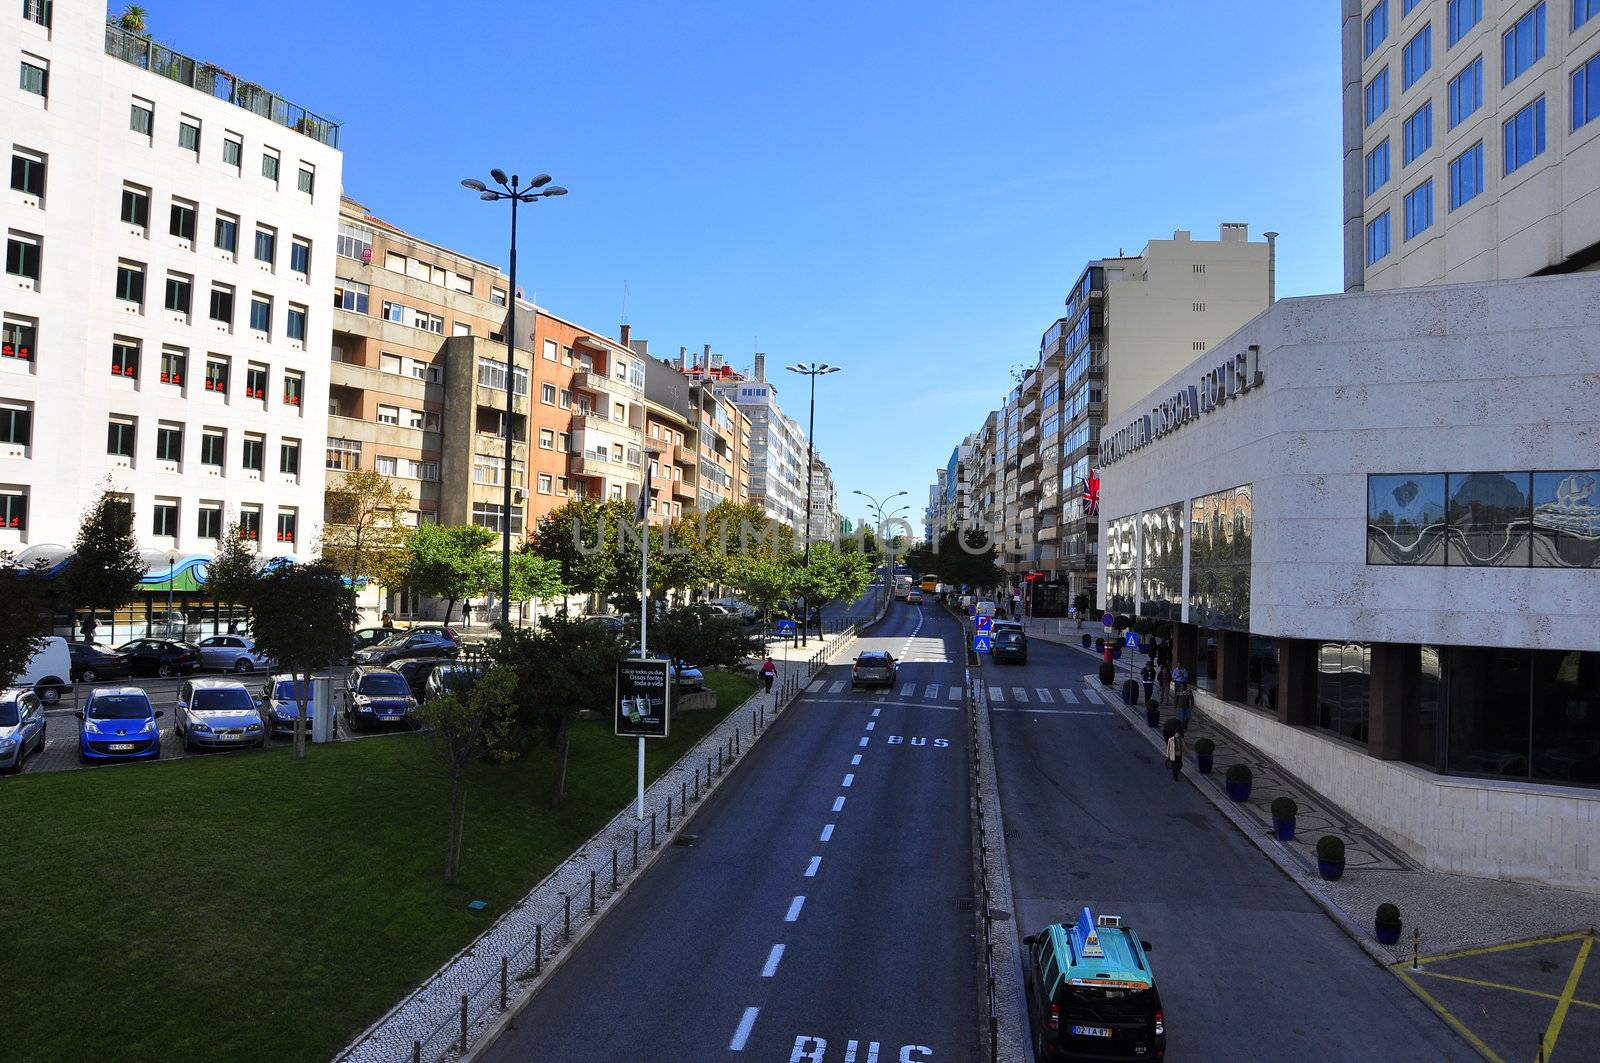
1083 470 1101 516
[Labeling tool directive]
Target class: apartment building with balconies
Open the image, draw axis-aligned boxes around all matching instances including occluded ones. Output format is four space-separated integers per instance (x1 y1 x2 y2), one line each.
707 352 806 530
808 453 838 545
641 347 700 524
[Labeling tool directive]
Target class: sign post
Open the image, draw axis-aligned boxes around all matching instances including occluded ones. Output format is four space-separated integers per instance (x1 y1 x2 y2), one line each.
616 657 671 820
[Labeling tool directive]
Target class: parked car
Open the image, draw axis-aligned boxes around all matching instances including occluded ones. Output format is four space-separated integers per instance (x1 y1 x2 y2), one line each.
625 649 705 691
392 657 455 699
345 666 420 730
262 676 323 738
422 661 485 703
68 642 132 684
0 687 46 773
16 636 73 705
851 650 897 689
351 631 460 666
115 638 200 678
76 687 163 763
351 627 394 654
196 635 274 673
407 624 461 644
581 615 627 635
174 677 266 751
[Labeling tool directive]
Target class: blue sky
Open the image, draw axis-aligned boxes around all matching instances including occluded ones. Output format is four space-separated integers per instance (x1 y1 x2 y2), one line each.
150 0 1343 529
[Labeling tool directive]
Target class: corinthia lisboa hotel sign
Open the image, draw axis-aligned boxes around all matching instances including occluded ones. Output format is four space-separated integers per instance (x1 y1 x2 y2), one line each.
1100 345 1264 466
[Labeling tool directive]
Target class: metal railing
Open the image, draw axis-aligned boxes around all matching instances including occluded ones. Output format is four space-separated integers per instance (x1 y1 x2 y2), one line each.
965 662 1001 1063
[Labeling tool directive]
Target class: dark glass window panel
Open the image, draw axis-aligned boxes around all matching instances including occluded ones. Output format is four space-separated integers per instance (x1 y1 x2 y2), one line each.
1530 651 1600 785
1530 471 1600 568
1188 486 1252 630
1367 473 1446 564
1407 646 1444 769
1447 471 1530 565
1248 636 1279 712
1446 646 1531 779
1103 514 1138 614
1138 502 1183 621
1317 642 1371 744
164 275 191 313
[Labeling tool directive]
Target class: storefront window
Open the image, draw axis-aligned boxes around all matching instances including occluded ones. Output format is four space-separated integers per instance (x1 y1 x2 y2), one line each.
1188 485 1251 630
1367 473 1446 564
1103 515 1137 614
1138 502 1183 620
1406 646 1443 769
1530 651 1600 785
1447 472 1530 566
1446 647 1530 779
1196 634 1217 695
1531 471 1600 568
1317 641 1371 744
1249 635 1279 712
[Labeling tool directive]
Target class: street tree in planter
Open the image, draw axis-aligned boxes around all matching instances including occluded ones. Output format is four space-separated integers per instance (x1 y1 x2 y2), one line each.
414 665 517 884
1316 835 1346 881
529 496 621 606
204 523 260 631
401 524 497 624
0 553 57 691
1072 592 1091 628
62 490 144 645
320 469 413 604
1224 763 1253 802
726 553 795 634
1374 903 1403 945
1270 796 1299 841
247 562 358 760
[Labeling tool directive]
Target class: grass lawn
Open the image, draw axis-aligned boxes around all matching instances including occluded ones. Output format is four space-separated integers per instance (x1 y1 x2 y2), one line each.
2 670 756 1063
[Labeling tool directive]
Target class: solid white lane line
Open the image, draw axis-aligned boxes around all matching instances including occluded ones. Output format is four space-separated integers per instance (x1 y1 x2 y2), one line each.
850 754 862 765
820 824 834 841
833 796 846 811
1036 688 1054 703
827 681 845 694
785 896 806 922
730 1006 760 1050
949 686 962 700
989 686 1004 701
805 856 821 877
842 773 854 787
871 707 881 717
1012 687 1029 703
859 736 869 747
865 721 875 731
1060 688 1079 704
761 944 785 977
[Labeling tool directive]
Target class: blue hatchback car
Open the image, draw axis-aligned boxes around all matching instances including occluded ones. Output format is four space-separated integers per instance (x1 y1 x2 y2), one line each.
77 687 163 764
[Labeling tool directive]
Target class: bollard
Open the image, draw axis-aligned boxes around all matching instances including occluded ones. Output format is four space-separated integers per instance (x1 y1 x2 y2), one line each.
413 1040 421 1063
612 848 619 891
1412 927 1420 970
632 828 639 871
500 955 509 1010
534 924 542 975
694 767 701 801
563 892 572 942
589 868 597 916
681 779 687 811
707 753 713 780
735 728 741 755
717 747 723 775
666 794 673 832
650 810 657 849
459 993 469 1051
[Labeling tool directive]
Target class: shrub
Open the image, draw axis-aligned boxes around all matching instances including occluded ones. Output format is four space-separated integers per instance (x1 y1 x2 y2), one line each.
1112 614 1132 633
1270 796 1299 820
1376 902 1401 926
1225 763 1252 785
1195 737 1215 755
1317 835 1346 863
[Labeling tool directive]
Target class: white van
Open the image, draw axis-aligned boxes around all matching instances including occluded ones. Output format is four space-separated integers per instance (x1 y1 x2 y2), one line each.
18 636 73 705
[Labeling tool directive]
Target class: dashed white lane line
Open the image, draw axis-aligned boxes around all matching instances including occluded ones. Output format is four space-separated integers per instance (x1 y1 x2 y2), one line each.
859 736 869 747
871 707 881 717
1036 688 1054 703
865 721 875 731
761 944 785 977
832 796 846 811
820 823 835 842
827 680 846 694
850 754 862 765
949 685 962 700
1012 687 1029 703
730 1006 760 1050
785 896 806 922
804 856 821 877
842 773 854 787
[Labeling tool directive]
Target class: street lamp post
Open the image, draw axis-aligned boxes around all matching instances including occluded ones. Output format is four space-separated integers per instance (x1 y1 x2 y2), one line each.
461 171 567 628
850 488 907 596
786 362 841 647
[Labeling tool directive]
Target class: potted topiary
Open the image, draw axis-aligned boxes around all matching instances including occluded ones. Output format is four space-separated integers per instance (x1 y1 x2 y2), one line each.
1195 737 1215 774
1094 636 1105 653
1270 796 1298 841
1224 763 1252 802
1146 698 1161 728
1081 633 1092 649
1098 660 1116 687
1316 835 1346 881
1374 903 1402 945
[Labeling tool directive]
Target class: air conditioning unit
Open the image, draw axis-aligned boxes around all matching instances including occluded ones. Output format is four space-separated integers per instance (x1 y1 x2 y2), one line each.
512 488 526 505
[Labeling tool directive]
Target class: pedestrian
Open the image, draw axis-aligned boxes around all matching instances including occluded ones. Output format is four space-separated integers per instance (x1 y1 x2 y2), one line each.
381 610 395 631
1157 663 1172 707
1140 659 1155 704
1175 680 1194 729
759 657 777 693
1165 725 1185 782
1171 662 1189 688
80 614 97 644
462 601 473 626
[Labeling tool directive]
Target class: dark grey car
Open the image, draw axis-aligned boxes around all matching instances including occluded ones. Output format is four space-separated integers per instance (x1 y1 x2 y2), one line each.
851 651 897 689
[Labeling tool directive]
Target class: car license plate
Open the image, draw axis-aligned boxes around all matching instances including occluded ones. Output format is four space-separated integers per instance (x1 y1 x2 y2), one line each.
1071 1025 1112 1038
220 733 242 741
108 743 134 751
379 715 400 722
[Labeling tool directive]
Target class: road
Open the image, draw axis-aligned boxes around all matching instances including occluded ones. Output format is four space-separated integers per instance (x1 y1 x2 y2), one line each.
482 599 979 1063
985 631 1476 1061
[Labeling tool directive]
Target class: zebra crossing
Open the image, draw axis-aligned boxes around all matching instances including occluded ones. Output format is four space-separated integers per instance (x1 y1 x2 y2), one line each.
808 678 966 701
803 677 1110 714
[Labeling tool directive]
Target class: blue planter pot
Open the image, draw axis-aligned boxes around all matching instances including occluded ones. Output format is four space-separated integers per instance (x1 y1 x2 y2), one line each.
1375 921 1402 946
1197 752 1214 774
1273 817 1296 842
1225 780 1252 802
1081 634 1092 648
1318 858 1345 881
1094 638 1105 652
1145 707 1160 728
1112 646 1123 660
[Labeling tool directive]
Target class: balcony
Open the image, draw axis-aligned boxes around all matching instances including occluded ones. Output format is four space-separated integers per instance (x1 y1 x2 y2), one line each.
571 371 612 398
1018 451 1038 472
672 443 697 466
672 478 696 501
1020 424 1039 445
1038 522 1060 541
569 449 611 477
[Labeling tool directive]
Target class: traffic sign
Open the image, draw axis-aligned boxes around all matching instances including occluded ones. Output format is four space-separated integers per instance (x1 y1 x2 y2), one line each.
615 658 672 738
973 633 992 653
1124 631 1139 648
974 614 993 634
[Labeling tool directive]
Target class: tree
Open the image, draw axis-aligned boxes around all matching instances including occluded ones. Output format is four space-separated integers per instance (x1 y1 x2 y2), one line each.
414 665 517 884
321 469 413 597
507 549 565 607
530 496 618 601
118 5 149 34
402 524 497 624
248 563 358 759
788 543 872 625
648 604 764 672
62 491 144 641
204 523 260 628
724 554 794 631
0 554 54 689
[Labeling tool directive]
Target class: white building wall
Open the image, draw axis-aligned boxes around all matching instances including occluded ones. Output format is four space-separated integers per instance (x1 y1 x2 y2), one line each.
3 5 342 562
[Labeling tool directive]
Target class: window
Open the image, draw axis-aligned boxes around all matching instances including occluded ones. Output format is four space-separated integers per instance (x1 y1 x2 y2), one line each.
1403 24 1432 89
1363 66 1388 124
413 460 439 482
245 364 267 400
1405 179 1435 239
261 150 279 182
23 0 49 27
537 473 553 494
115 262 145 305
1579 0 1600 29
283 371 303 407
377 404 400 425
0 403 32 446
1503 3 1546 85
279 440 300 476
286 303 306 341
1503 95 1546 173
2 317 35 362
1449 55 1484 127
539 428 555 450
490 288 507 306
297 166 314 195
160 348 186 385
242 433 265 473
129 98 153 135
168 199 197 242
0 491 25 530
559 388 572 409
335 223 370 261
471 503 523 536
222 136 241 168
1450 140 1485 208
1366 209 1392 264
121 185 149 228
5 234 40 283
204 356 229 394
289 238 310 275
1404 101 1433 164
19 57 47 98
326 437 360 471
1365 139 1391 195
10 151 44 198
544 339 559 361
384 251 407 273
1448 0 1482 46
1364 1 1389 57
380 353 403 375
248 294 270 332
333 279 369 313
254 227 276 265
476 358 528 394
209 285 234 325
111 339 139 378
107 416 136 458
178 118 200 152
1574 50 1600 130
152 501 178 538
214 213 238 254
233 507 260 542
155 423 182 462
198 505 222 540
276 510 297 543
164 273 192 315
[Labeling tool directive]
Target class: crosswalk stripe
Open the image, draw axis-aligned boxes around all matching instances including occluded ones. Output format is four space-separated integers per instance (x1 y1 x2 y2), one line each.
989 686 1004 702
827 681 845 694
1036 688 1053 703
1059 688 1078 704
926 684 941 700
949 686 962 700
1012 687 1028 703
900 683 915 697
808 680 826 692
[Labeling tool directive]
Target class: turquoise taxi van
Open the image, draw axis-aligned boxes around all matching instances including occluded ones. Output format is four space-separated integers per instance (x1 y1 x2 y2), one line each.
1022 907 1165 1060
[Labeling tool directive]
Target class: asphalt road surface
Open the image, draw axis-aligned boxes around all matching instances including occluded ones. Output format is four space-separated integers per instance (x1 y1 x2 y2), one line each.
984 631 1476 1061
482 600 979 1063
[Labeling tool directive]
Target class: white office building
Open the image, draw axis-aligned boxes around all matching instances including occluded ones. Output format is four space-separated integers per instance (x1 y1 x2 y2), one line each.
4 5 342 596
712 355 808 530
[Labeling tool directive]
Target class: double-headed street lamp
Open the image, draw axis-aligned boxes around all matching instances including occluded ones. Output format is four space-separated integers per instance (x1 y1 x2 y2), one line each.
461 171 567 628
851 488 907 587
786 362 841 645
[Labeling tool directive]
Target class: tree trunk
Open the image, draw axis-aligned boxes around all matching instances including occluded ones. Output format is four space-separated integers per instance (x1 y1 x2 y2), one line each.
445 597 457 623
293 686 308 760
444 772 466 884
549 719 571 809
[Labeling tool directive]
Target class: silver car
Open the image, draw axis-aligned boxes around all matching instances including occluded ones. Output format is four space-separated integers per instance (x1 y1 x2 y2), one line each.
0 688 46 772
196 635 273 673
174 677 266 751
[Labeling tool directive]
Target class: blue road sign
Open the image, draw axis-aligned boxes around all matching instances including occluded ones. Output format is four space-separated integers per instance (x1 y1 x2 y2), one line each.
776 619 796 637
973 633 992 653
1125 631 1139 648
975 614 993 634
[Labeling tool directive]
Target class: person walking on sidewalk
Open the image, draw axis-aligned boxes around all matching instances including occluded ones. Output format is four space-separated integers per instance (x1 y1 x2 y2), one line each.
759 657 777 693
1164 724 1185 781
1140 660 1155 704
1174 680 1194 730
461 601 473 626
1157 663 1172 706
